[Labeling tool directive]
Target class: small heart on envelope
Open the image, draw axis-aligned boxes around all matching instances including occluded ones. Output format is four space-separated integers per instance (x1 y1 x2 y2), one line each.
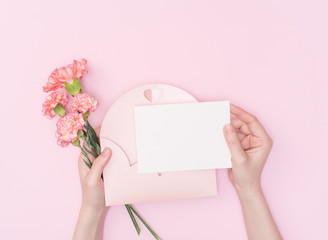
144 88 162 102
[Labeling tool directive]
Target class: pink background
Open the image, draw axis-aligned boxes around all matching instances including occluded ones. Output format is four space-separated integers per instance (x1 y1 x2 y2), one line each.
1 0 327 239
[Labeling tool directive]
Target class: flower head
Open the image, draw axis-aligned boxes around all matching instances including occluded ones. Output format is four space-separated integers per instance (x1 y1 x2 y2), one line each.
55 113 85 147
43 58 88 93
67 58 88 81
70 93 98 114
42 91 68 119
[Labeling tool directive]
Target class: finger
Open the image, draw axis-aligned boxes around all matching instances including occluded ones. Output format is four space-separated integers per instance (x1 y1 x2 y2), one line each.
240 135 251 149
87 147 112 184
231 118 251 136
223 124 247 162
237 132 245 141
78 127 102 181
230 104 268 137
94 127 101 137
240 134 262 150
78 153 90 180
227 168 234 184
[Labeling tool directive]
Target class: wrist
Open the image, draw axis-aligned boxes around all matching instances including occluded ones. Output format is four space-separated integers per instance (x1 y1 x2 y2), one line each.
79 204 108 224
79 204 108 229
235 184 263 202
73 204 108 240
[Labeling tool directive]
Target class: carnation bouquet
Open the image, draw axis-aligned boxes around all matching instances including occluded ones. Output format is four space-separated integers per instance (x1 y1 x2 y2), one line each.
42 59 160 239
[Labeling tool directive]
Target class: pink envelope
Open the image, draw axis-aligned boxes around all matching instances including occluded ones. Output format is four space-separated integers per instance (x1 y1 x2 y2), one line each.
100 84 218 206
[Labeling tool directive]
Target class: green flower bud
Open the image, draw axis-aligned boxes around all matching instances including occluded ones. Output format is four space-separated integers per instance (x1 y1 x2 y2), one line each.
54 103 66 117
71 138 80 146
77 129 83 138
65 78 82 96
84 110 90 118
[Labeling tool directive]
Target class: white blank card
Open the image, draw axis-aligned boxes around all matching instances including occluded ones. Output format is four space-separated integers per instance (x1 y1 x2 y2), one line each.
134 101 231 173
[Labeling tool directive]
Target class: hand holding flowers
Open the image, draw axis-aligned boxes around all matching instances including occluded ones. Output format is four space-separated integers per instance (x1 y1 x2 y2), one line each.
74 143 111 240
42 59 160 239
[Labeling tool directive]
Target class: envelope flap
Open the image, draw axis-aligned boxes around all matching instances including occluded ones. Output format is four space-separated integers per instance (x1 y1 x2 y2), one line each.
99 84 219 206
100 134 137 166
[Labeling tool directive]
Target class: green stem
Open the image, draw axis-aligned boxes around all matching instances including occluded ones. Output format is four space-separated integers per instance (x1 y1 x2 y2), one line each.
83 145 98 159
79 145 93 167
82 158 91 169
79 126 141 236
85 120 101 155
125 205 140 235
129 205 161 240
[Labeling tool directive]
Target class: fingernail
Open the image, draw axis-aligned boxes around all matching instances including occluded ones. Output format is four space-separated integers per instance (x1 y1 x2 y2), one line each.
224 124 233 134
102 147 110 157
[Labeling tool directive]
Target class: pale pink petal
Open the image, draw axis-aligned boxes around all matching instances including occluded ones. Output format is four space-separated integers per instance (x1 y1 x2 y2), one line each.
55 113 85 147
43 59 88 92
42 91 68 119
70 93 98 114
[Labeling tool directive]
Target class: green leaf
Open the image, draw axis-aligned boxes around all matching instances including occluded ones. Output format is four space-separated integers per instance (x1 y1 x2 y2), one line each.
86 120 99 145
129 205 161 240
125 205 140 235
82 132 91 148
79 146 92 166
89 134 101 156
83 122 101 156
82 158 92 169
84 139 98 158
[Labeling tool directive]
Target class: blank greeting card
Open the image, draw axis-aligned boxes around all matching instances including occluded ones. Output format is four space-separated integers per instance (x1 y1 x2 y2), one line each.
134 101 231 173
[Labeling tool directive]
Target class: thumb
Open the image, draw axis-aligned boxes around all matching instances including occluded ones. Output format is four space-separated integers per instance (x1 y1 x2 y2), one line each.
223 124 247 162
88 147 112 183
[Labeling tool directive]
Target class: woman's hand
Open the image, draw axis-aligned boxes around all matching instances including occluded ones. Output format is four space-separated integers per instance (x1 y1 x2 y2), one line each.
77 142 111 212
223 104 273 193
223 104 282 240
73 128 112 240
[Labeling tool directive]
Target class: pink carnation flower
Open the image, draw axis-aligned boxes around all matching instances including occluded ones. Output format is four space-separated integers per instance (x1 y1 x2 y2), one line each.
42 91 68 119
43 58 88 92
67 58 88 80
55 113 85 147
70 93 98 114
